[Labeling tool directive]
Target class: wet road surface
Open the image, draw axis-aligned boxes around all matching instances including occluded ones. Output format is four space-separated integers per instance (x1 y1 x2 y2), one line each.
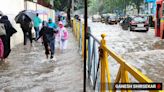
0 29 85 92
89 21 164 88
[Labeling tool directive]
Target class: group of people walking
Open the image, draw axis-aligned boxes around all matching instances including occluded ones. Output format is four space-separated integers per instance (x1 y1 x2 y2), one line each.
35 14 69 60
0 11 69 62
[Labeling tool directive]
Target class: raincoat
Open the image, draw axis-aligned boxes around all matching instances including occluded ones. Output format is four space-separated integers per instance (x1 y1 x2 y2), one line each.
0 16 17 58
56 21 68 50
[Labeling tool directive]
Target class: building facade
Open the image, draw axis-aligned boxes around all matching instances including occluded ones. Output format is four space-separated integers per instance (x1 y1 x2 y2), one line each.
145 0 156 15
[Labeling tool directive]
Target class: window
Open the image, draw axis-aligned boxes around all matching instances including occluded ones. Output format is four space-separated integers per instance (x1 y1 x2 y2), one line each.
133 17 146 22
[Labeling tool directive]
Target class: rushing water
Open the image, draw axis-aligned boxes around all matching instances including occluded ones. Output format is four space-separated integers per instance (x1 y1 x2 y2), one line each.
0 31 84 92
89 21 164 89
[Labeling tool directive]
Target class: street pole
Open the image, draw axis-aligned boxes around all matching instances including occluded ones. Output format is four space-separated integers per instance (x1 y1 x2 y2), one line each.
72 0 74 14
84 0 87 91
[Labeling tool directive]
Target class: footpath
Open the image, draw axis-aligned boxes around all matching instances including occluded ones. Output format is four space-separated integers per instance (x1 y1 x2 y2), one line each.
0 29 86 92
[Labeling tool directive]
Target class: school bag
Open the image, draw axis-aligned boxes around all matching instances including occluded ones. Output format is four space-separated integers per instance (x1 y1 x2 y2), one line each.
0 23 6 36
61 28 68 41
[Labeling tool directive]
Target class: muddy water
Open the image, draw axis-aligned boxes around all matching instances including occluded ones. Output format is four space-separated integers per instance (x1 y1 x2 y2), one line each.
89 21 164 89
0 30 85 92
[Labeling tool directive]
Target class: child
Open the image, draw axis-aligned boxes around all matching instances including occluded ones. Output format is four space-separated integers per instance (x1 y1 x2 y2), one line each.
56 21 68 53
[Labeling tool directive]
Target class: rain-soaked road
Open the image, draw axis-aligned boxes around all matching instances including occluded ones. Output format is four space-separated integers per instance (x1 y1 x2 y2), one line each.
89 20 164 87
0 29 85 92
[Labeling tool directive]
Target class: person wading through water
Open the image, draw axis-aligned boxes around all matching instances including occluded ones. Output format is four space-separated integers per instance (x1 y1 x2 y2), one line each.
33 13 41 41
37 20 58 60
47 18 58 60
0 15 17 62
20 15 33 46
56 21 68 53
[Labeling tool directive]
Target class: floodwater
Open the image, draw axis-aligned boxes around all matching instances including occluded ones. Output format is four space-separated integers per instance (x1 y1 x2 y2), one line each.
89 20 164 89
0 30 85 92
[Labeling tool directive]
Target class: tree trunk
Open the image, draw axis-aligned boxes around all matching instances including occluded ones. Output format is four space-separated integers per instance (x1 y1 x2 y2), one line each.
136 0 141 14
137 7 140 14
124 0 126 16
136 3 140 14
67 0 72 27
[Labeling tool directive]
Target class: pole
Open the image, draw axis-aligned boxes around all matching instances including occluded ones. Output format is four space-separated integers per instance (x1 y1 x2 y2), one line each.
84 0 88 91
72 0 74 14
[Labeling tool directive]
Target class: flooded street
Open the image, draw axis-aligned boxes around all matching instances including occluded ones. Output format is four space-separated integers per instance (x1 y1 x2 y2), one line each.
89 20 164 86
0 30 84 92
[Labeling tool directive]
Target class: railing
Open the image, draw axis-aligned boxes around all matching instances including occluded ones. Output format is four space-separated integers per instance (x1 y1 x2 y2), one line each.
72 18 163 92
72 18 85 57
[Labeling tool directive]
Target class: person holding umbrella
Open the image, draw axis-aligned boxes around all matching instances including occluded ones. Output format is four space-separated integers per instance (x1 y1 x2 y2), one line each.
15 10 36 46
20 15 33 46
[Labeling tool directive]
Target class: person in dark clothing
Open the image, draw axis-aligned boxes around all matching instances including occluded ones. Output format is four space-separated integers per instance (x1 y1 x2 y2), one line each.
58 15 61 22
38 21 58 59
20 15 33 46
0 15 17 62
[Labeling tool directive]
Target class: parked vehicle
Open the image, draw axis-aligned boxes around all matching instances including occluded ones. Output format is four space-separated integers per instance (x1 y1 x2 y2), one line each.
129 16 149 32
120 16 133 30
92 14 101 22
107 15 118 24
100 14 108 23
116 16 120 23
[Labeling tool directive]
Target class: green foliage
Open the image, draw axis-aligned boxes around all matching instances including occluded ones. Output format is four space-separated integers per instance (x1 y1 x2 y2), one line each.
89 0 99 14
43 0 51 3
53 0 68 11
88 0 144 15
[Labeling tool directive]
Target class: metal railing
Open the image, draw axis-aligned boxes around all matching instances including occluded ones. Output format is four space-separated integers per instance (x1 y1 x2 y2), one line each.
72 18 163 92
72 18 85 57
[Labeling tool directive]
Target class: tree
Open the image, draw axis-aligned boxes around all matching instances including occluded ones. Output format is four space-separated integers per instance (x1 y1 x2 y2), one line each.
88 0 143 15
43 0 50 3
67 0 72 26
130 0 143 14
53 0 72 26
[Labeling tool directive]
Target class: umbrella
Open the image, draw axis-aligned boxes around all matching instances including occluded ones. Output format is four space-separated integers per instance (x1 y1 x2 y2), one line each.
15 13 24 23
15 10 36 23
23 10 36 20
36 10 48 15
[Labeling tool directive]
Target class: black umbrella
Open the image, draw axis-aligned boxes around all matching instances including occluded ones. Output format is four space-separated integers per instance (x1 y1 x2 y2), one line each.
15 10 36 23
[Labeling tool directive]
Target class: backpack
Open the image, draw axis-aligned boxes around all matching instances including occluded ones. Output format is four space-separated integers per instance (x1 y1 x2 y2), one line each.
61 28 68 40
0 23 6 36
